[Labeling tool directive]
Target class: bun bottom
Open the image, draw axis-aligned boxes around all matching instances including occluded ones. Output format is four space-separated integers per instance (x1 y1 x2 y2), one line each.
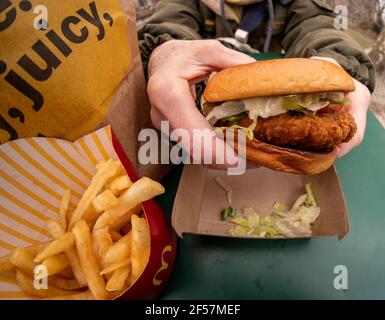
232 136 337 175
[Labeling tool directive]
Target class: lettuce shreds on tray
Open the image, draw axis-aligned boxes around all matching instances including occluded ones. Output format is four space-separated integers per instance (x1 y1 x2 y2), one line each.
222 183 320 238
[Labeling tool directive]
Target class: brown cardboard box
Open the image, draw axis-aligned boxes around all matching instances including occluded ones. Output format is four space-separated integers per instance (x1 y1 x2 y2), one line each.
172 165 349 240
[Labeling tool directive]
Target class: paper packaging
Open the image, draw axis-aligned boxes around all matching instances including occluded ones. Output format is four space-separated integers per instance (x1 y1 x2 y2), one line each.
0 126 176 300
0 0 168 181
172 165 349 239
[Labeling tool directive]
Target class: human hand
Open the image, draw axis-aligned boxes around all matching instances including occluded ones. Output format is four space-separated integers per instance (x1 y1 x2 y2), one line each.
147 39 255 168
311 56 371 158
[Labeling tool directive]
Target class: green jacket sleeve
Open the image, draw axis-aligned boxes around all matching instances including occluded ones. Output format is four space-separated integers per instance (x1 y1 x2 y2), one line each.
281 0 375 92
138 0 203 79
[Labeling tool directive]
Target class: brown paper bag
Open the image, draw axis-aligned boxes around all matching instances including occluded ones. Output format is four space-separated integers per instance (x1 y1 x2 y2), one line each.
0 0 168 180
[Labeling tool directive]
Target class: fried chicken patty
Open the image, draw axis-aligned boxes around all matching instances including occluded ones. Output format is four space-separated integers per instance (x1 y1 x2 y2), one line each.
239 109 357 151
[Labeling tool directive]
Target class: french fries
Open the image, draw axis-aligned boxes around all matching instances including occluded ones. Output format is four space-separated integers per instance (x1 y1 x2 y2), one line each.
110 205 142 231
92 177 163 266
92 227 114 266
94 177 164 231
10 248 36 274
114 161 126 176
83 206 102 227
34 233 75 263
56 267 74 279
25 243 50 256
16 270 80 298
95 160 106 170
109 230 122 242
121 223 133 235
0 255 14 273
130 215 151 282
92 190 118 213
40 254 70 278
106 266 131 292
0 158 164 300
69 159 119 229
0 243 48 273
46 220 86 286
108 175 133 195
100 258 131 276
72 220 108 300
104 231 131 266
48 275 87 291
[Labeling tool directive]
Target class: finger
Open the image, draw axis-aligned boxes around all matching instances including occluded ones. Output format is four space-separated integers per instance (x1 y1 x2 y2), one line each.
337 78 370 158
336 101 366 158
149 77 240 167
150 78 209 132
336 121 365 158
199 40 256 70
336 143 349 158
349 106 367 143
337 133 362 158
189 71 218 86
178 43 255 82
150 108 165 130
190 84 197 100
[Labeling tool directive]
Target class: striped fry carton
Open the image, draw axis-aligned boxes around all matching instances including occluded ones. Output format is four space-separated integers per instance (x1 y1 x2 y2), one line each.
0 126 176 299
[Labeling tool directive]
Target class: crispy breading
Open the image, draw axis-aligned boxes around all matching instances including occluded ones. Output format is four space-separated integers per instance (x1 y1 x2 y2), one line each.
239 109 357 151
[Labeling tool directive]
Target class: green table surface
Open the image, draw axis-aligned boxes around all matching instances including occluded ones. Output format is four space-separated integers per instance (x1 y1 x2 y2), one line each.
156 111 385 300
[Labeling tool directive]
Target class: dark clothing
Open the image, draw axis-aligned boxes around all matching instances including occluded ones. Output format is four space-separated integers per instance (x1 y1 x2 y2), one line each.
138 0 375 91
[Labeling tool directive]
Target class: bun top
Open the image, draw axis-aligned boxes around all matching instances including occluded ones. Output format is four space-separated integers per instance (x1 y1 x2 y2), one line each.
204 58 355 102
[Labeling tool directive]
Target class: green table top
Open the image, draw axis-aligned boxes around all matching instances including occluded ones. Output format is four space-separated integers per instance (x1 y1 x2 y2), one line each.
156 111 385 299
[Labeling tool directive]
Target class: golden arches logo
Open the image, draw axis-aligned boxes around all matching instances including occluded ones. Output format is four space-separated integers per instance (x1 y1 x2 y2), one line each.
153 245 172 286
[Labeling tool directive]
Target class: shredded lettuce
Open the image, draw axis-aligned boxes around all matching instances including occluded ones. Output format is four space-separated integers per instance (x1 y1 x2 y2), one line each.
324 92 344 102
304 182 316 207
227 182 320 238
215 119 257 141
273 202 287 213
205 100 246 125
243 96 287 120
221 112 248 123
221 207 236 221
329 98 350 106
245 121 256 140
282 93 330 112
282 95 303 111
203 92 349 127
214 177 233 204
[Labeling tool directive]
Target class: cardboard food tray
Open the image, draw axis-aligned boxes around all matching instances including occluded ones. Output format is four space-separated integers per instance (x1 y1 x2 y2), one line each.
0 126 176 300
172 165 349 240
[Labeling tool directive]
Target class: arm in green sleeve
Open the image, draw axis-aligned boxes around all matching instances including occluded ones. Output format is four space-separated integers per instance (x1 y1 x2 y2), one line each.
138 0 204 79
281 0 375 92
